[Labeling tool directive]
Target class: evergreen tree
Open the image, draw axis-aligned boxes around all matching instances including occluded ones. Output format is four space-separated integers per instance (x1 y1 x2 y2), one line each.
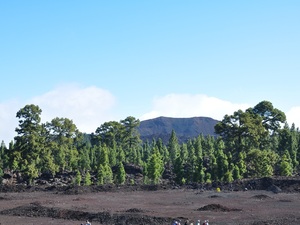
193 136 204 182
78 144 91 171
146 146 164 184
98 144 113 184
289 124 299 170
0 141 9 170
45 117 81 172
173 156 184 184
116 162 126 184
185 140 196 182
108 141 117 167
95 121 123 147
116 145 125 164
236 151 247 178
194 136 203 162
97 165 104 185
84 171 92 186
280 150 293 176
246 149 279 177
120 116 141 161
232 164 242 180
205 172 212 183
103 164 114 184
223 170 234 182
167 130 179 165
216 148 229 181
74 170 82 186
210 155 218 181
13 104 43 184
142 140 151 162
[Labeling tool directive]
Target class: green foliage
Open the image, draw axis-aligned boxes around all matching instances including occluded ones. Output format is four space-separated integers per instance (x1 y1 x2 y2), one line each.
146 147 164 184
232 165 242 180
130 178 135 185
45 117 81 172
3 101 300 186
223 170 234 182
120 116 141 160
173 156 184 184
215 101 286 161
246 149 279 177
13 104 44 183
97 146 113 184
251 101 286 133
280 151 293 176
74 170 82 186
215 146 229 181
205 172 212 184
236 151 247 178
84 171 92 186
97 165 104 185
117 146 125 164
95 121 123 148
167 130 179 164
181 177 186 185
116 162 126 185
143 176 150 185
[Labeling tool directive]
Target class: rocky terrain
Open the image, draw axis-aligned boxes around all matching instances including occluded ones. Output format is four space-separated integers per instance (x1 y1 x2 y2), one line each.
138 116 219 143
0 176 300 225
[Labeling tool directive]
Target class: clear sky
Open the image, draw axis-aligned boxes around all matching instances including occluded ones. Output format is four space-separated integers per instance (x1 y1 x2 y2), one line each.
1 1 300 144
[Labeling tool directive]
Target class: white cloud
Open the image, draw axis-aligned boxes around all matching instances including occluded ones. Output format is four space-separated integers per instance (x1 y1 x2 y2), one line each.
0 99 20 145
286 106 300 129
0 84 117 145
140 93 250 121
2 88 299 146
31 84 116 133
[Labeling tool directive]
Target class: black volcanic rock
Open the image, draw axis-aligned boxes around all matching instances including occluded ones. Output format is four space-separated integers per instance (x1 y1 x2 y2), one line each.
138 116 219 144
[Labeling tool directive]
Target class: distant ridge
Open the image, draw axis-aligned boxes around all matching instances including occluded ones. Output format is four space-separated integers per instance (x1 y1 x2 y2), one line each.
138 116 219 144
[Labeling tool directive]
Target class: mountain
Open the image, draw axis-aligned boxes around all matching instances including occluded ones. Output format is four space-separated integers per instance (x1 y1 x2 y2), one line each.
138 116 219 144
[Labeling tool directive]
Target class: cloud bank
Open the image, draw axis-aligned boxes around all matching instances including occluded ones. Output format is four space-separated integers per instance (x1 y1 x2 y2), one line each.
0 84 117 145
140 94 250 121
1 87 299 146
31 84 117 132
286 106 300 129
0 99 20 145
140 93 300 132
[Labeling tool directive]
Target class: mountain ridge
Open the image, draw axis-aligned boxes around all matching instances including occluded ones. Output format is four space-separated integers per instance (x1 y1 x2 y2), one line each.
138 116 219 144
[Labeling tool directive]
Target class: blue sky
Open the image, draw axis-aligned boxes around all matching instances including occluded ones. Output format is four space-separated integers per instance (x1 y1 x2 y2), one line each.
1 1 300 144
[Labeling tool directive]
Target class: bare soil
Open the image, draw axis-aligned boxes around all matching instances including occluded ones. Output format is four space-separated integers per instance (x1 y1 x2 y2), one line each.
0 178 300 225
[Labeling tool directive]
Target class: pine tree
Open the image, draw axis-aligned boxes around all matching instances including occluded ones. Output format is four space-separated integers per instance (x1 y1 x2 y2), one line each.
116 162 126 184
173 156 184 184
120 116 141 162
103 164 113 184
84 171 92 186
108 142 117 167
98 144 113 184
237 151 247 178
14 104 43 184
280 151 293 176
232 165 242 180
116 146 125 164
146 147 164 184
167 130 179 165
186 140 196 182
74 170 82 186
97 165 104 185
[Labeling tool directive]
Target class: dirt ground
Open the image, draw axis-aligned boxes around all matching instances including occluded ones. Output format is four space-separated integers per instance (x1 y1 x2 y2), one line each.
0 183 300 225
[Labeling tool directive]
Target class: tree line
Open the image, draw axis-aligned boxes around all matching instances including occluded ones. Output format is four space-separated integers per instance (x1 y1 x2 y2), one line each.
0 100 299 185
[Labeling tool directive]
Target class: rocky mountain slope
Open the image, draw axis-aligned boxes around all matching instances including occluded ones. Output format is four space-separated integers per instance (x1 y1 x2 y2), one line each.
138 116 219 143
